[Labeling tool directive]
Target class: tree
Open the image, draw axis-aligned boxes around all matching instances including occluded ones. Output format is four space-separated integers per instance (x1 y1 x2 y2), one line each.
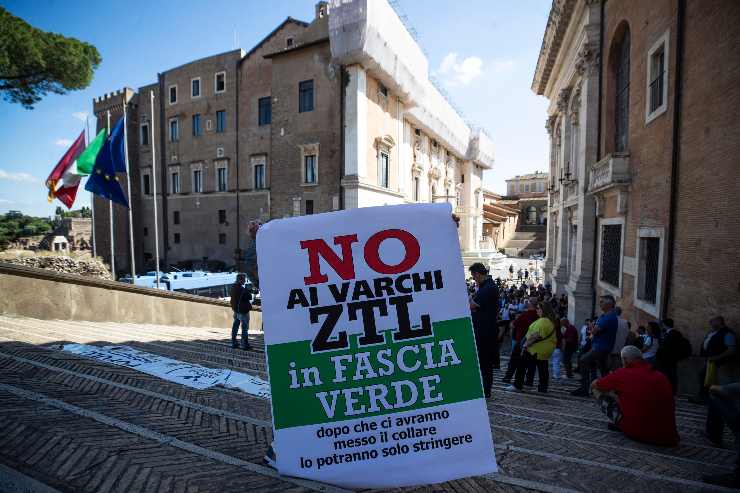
0 7 101 108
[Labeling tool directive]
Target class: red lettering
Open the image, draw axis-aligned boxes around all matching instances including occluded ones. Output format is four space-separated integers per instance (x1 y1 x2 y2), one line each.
300 234 359 285
364 229 420 275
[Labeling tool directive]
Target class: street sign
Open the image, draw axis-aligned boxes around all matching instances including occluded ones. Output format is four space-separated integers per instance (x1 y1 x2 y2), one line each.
257 203 497 488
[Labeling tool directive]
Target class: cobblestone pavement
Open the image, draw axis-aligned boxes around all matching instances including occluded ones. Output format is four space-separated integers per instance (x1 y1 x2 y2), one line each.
0 314 736 493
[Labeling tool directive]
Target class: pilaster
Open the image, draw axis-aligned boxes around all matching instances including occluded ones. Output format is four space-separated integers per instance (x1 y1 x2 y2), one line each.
343 64 367 180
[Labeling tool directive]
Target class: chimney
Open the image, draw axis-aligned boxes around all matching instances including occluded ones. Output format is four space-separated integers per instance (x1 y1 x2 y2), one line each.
315 1 328 20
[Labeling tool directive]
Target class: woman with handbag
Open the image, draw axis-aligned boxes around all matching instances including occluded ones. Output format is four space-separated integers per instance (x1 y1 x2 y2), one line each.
506 301 559 393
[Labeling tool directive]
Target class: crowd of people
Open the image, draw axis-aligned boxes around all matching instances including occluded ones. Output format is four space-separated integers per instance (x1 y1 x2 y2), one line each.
234 213 738 487
467 262 739 489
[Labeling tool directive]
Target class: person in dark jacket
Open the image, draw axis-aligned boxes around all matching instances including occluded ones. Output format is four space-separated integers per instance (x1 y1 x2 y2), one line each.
691 316 738 404
230 273 252 350
469 262 499 398
703 382 740 489
656 322 691 395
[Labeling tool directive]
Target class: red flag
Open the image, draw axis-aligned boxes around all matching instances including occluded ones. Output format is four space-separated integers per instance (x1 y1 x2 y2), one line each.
46 131 85 208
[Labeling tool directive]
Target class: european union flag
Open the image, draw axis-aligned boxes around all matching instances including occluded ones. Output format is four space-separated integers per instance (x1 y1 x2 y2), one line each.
85 118 129 208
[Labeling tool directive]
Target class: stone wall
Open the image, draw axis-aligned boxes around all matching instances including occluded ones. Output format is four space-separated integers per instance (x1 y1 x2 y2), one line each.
0 262 261 331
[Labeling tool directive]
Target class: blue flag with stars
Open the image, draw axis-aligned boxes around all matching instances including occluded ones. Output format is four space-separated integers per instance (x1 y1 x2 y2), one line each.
85 118 129 208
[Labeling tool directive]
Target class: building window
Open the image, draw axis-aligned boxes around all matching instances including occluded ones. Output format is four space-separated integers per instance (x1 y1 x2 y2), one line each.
191 77 201 98
142 174 151 195
254 163 265 189
568 224 578 273
648 51 664 112
614 27 631 152
219 233 226 244
174 233 181 244
646 31 669 123
216 166 227 192
216 110 226 133
173 210 180 225
140 123 149 145
171 171 180 194
379 83 388 98
192 114 202 137
143 227 148 236
258 97 272 125
169 118 179 142
639 237 660 304
218 209 226 224
215 71 226 93
525 183 530 192
599 223 623 288
306 199 314 215
413 176 420 201
169 85 177 104
286 37 294 47
634 227 665 315
304 154 317 184
379 152 390 188
299 80 314 113
192 169 203 193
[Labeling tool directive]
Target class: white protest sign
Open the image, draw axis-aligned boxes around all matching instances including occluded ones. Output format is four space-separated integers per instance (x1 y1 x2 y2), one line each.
63 344 271 398
257 203 497 488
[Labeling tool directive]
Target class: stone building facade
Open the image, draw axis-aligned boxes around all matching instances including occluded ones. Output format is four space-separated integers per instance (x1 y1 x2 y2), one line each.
504 172 549 226
481 190 518 251
534 0 740 345
92 0 494 277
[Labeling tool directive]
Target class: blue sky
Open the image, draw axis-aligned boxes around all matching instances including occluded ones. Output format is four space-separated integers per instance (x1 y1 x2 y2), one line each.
0 0 550 217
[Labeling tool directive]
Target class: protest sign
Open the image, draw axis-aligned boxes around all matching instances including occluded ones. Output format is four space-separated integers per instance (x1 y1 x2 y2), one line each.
257 203 497 488
63 344 271 398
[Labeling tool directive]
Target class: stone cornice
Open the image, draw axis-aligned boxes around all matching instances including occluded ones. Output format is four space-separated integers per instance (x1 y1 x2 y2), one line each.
531 0 578 95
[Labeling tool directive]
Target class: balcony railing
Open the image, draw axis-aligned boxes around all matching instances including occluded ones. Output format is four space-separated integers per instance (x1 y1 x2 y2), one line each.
588 153 631 193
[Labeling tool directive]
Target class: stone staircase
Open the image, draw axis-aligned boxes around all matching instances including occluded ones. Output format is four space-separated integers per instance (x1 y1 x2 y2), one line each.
500 225 546 257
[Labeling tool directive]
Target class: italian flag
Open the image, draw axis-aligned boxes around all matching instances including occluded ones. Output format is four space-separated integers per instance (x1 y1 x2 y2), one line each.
46 129 106 209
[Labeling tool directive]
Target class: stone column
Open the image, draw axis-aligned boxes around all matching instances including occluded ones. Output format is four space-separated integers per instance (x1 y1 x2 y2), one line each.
544 115 557 284
342 64 368 209
567 34 601 324
551 110 570 293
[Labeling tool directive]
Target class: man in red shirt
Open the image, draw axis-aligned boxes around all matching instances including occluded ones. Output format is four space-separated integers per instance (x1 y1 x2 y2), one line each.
592 345 680 447
502 297 539 384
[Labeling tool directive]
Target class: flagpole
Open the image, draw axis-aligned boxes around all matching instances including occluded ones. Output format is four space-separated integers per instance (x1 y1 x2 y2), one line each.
87 116 97 258
150 90 161 289
107 110 116 280
122 99 136 281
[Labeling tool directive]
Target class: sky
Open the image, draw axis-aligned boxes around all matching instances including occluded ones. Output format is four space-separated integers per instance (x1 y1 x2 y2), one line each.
0 0 551 217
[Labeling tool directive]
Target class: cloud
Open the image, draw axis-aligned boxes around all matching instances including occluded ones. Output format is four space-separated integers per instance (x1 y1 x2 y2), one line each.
55 138 73 147
0 169 38 183
0 199 11 204
492 60 515 73
72 111 89 122
437 52 484 86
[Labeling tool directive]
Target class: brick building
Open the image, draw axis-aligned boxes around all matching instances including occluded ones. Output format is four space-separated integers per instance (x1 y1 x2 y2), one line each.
92 0 494 276
534 0 740 345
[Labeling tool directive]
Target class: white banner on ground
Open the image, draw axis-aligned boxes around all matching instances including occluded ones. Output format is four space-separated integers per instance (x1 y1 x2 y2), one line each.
257 203 497 489
62 344 270 398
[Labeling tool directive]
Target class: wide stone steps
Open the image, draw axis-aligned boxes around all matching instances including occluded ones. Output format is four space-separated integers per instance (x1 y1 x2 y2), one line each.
0 315 735 493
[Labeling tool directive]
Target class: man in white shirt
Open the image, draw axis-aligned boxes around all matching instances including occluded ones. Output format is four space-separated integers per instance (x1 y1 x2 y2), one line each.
610 307 630 370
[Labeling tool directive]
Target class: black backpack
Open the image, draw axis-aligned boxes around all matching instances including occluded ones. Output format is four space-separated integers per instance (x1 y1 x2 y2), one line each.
674 333 692 361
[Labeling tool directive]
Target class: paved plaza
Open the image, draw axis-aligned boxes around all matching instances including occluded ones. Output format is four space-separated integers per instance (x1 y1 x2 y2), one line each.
0 314 736 493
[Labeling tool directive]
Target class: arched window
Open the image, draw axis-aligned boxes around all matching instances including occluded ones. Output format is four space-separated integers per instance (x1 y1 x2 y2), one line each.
613 27 631 152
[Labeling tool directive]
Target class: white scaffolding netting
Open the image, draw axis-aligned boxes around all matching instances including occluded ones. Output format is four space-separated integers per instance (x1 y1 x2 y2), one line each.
329 0 494 167
329 0 427 103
